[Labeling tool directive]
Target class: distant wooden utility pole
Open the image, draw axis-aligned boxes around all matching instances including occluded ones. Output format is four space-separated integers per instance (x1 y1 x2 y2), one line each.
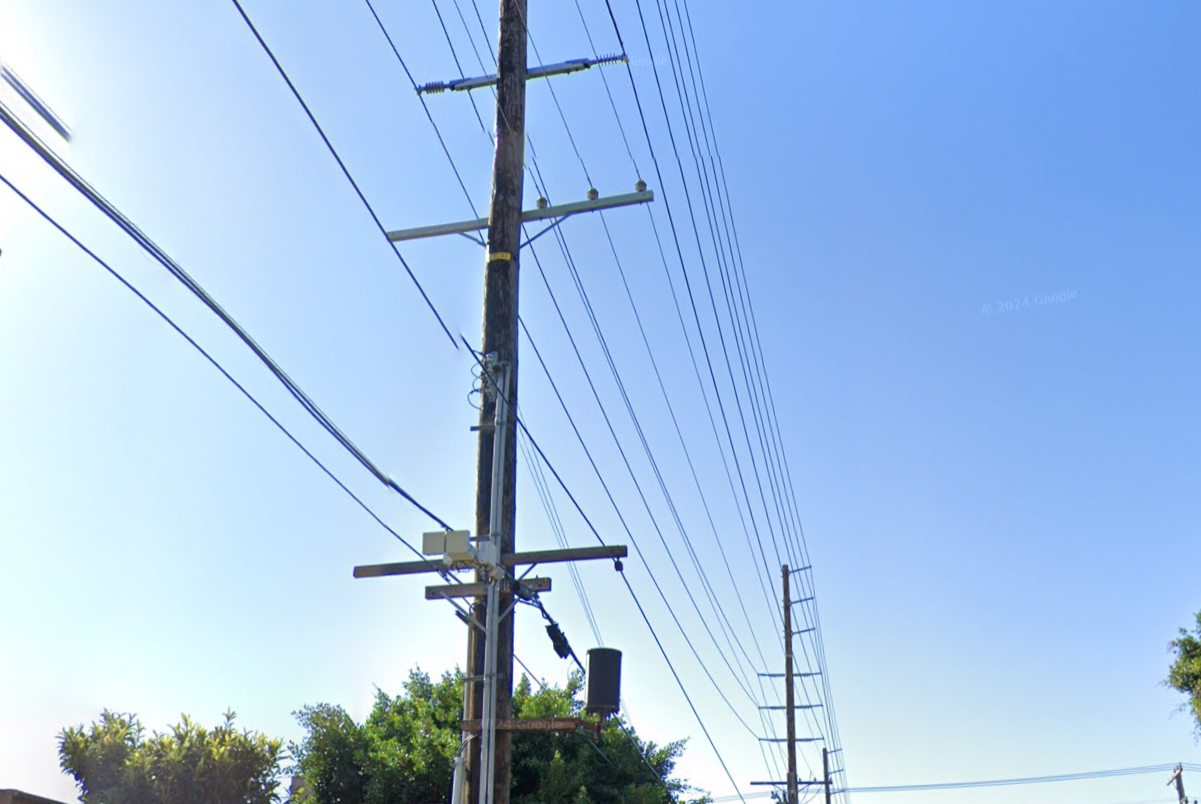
823 746 832 804
783 565 799 804
1169 765 1192 804
751 566 827 802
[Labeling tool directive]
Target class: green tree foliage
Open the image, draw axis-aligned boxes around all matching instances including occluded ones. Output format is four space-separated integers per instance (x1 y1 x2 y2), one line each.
1167 609 1201 735
58 710 284 804
291 668 702 804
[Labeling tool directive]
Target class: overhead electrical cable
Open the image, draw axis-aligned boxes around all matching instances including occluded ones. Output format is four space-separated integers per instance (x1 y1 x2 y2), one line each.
618 0 783 638
570 0 784 674
528 223 764 701
0 171 455 574
657 0 849 771
512 316 762 738
648 0 790 580
517 429 604 647
577 1 785 649
468 341 747 804
518 23 769 697
227 0 456 348
0 98 452 533
603 0 831 758
624 0 840 745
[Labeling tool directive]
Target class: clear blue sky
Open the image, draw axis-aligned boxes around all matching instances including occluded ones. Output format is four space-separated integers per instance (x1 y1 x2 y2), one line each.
1 1 1199 803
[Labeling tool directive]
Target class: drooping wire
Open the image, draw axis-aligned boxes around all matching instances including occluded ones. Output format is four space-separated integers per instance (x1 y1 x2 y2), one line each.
0 171 456 576
0 98 452 533
640 0 847 774
599 0 833 768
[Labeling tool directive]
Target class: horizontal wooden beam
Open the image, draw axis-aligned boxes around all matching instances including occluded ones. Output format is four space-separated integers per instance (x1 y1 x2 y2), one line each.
353 559 455 579
461 717 597 733
354 544 627 579
502 545 627 566
426 577 551 600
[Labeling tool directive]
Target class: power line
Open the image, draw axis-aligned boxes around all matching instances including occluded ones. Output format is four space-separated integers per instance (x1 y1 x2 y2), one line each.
588 1 834 779
465 337 748 804
517 428 604 647
526 83 770 697
514 315 763 739
710 763 1201 801
619 0 785 649
227 0 457 347
621 0 838 749
524 234 764 707
844 763 1201 794
647 0 791 589
363 0 485 213
0 96 451 533
0 170 453 575
648 0 851 772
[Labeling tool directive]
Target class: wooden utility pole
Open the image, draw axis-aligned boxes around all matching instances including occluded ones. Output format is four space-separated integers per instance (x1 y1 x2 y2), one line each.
823 747 832 804
357 7 646 804
467 1 527 804
783 565 799 804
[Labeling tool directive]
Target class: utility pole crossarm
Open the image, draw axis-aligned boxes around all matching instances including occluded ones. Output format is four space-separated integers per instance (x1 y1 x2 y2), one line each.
386 190 653 243
353 544 627 578
417 54 627 95
761 738 824 743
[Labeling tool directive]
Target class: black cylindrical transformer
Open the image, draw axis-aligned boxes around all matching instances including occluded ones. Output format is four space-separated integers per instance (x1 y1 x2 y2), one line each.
585 647 622 715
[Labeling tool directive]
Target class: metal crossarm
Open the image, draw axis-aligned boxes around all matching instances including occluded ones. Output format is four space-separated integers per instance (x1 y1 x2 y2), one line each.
386 190 653 243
